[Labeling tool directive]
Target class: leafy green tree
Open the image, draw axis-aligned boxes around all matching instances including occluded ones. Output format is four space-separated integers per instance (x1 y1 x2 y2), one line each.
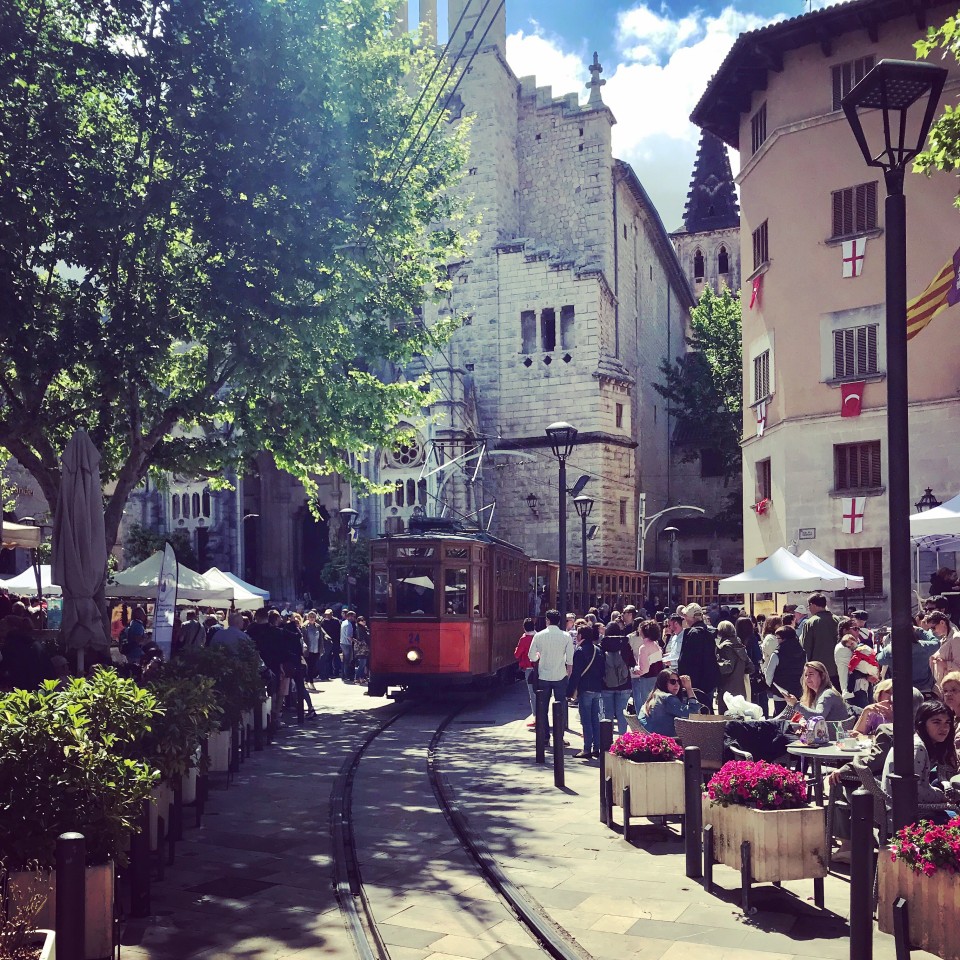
124 522 198 571
322 536 371 607
915 13 960 208
654 286 743 527
0 0 469 549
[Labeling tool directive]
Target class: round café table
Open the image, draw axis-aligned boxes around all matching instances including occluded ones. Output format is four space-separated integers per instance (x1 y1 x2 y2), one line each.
787 741 872 805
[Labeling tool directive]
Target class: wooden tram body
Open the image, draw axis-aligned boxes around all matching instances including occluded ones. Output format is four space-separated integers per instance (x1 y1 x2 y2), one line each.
367 522 528 697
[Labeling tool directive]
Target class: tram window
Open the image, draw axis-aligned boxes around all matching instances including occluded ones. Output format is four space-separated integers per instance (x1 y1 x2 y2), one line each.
393 566 436 615
446 547 468 559
445 568 469 616
373 570 389 615
395 546 435 558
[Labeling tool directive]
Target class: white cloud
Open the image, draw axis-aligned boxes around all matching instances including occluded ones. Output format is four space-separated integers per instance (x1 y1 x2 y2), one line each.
506 4 789 229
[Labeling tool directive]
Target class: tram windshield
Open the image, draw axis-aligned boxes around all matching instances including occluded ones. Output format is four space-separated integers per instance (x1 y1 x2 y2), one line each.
393 565 436 616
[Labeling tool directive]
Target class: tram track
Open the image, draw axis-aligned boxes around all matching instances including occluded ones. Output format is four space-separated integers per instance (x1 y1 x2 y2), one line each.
331 699 594 960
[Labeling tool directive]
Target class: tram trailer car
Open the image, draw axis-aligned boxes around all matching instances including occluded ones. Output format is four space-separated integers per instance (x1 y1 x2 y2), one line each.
367 520 529 697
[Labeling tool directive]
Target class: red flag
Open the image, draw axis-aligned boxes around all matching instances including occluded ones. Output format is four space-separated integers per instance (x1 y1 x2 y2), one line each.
749 275 762 309
906 244 960 340
840 380 865 418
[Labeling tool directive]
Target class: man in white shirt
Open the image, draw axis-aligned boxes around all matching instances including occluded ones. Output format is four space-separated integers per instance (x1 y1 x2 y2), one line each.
663 614 685 670
527 609 574 746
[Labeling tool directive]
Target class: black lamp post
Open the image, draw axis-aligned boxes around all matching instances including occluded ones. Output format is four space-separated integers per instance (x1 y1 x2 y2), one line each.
664 526 679 608
339 507 358 609
545 421 578 622
842 58 948 831
573 495 594 615
915 487 942 512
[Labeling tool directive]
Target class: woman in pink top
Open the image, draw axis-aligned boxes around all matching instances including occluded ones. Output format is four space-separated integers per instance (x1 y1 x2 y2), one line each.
629 619 665 711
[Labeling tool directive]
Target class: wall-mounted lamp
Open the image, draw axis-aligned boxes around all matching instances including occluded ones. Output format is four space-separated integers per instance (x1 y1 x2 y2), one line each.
525 493 540 517
915 487 942 513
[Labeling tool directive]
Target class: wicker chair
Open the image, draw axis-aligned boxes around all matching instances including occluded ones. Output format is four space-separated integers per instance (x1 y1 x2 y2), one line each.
674 717 727 772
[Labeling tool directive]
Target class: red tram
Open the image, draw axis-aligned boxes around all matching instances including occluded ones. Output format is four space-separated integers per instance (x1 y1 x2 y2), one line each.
367 519 528 697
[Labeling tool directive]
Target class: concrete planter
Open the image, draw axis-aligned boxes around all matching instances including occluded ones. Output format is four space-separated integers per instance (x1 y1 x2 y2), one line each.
148 781 174 851
181 765 198 805
260 696 271 729
207 728 232 773
879 851 960 959
11 862 113 959
607 755 685 816
702 798 826 882
30 930 56 960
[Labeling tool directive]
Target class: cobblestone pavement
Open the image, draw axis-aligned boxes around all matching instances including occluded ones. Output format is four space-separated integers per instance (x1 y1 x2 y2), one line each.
119 680 933 960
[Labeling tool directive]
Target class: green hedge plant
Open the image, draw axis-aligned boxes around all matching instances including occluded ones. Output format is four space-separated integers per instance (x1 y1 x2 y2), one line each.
174 642 264 731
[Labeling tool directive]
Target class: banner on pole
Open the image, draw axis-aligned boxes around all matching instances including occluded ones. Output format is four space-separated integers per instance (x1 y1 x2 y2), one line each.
153 542 178 659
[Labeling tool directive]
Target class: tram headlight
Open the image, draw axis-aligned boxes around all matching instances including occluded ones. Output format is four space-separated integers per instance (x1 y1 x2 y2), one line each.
406 648 423 664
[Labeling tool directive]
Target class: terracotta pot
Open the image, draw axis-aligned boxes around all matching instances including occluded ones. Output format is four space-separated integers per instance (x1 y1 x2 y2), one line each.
702 797 827 882
607 755 685 816
878 850 960 960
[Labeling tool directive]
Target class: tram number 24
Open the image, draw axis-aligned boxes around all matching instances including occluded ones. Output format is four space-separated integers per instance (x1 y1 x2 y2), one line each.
407 633 421 646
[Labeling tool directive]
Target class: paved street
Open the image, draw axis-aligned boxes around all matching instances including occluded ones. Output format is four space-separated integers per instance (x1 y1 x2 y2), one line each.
120 681 935 960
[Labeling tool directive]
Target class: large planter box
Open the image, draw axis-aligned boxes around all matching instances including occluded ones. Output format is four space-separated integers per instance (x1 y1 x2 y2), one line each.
260 696 271 729
207 728 232 773
702 798 827 882
181 765 198 805
148 781 174 851
879 850 960 960
11 862 113 959
31 929 56 960
607 755 685 816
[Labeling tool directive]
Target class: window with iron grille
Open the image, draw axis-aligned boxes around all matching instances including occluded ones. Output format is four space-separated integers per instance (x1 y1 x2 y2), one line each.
750 103 767 155
834 440 881 490
753 350 770 403
832 56 875 111
835 547 883 594
831 181 878 238
752 220 768 270
833 324 878 378
619 500 627 525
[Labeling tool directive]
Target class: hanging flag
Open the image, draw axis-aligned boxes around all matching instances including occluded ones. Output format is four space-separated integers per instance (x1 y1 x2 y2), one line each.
153 541 179 659
749 275 763 309
756 400 767 437
840 380 865 418
841 237 867 278
842 497 865 535
753 498 769 516
906 244 960 341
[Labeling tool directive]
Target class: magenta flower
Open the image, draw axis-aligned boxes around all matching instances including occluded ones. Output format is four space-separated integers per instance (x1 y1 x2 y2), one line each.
609 731 683 763
703 760 808 811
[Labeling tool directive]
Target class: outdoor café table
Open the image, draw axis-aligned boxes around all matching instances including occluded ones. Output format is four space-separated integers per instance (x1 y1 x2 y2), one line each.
786 742 873 805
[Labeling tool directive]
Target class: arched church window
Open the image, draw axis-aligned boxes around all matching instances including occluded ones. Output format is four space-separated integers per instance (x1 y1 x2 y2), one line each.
182 493 191 519
172 496 180 520
718 246 729 275
406 479 415 505
201 489 211 517
192 493 201 517
384 489 393 508
693 249 705 281
395 480 405 508
418 479 427 506
387 434 424 468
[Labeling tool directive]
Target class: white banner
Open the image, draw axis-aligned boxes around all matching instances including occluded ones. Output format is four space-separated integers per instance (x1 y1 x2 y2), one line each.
153 542 178 659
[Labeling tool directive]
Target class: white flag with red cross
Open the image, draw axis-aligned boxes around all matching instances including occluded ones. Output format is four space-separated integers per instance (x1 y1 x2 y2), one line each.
842 237 867 278
842 496 865 534
756 400 767 438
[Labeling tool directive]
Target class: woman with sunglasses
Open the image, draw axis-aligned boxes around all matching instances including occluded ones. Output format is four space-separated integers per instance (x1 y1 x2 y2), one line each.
638 668 701 736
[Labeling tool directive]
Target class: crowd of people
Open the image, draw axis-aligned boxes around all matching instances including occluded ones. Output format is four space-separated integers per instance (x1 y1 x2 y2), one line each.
515 592 960 840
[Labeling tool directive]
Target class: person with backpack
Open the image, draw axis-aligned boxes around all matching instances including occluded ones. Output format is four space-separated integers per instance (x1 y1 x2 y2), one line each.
677 603 721 711
600 622 636 734
567 623 604 759
179 609 206 650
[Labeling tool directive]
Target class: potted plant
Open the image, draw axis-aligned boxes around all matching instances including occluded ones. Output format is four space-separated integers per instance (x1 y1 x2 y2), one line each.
0 671 158 959
878 817 960 959
606 732 686 817
702 760 826 883
1 865 55 960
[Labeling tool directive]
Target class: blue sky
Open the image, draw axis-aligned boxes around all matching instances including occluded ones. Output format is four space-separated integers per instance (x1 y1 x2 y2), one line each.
427 0 824 228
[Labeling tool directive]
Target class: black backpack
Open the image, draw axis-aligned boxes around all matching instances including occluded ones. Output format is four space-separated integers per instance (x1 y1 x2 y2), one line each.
603 648 630 688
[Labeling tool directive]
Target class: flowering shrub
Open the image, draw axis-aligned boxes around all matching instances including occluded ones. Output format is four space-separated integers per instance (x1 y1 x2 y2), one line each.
890 818 960 877
705 760 808 810
609 731 683 763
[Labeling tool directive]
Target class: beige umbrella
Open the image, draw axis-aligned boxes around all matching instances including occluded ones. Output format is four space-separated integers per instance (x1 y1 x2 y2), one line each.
52 430 110 671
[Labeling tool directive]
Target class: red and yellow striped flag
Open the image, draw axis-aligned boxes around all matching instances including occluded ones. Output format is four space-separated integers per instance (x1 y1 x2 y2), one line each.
906 245 960 341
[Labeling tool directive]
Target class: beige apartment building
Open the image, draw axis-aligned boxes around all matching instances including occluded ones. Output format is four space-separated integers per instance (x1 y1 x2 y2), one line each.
692 0 960 616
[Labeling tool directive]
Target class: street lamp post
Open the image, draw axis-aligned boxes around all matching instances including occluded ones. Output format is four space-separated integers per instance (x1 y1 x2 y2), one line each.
573 495 594 616
664 526 679 608
842 59 947 831
339 507 358 609
546 422 578 621
636 497 705 574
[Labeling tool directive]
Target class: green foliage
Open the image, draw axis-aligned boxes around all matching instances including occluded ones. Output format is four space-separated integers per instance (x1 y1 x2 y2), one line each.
915 13 960 208
174 641 264 730
0 0 470 547
655 286 743 478
0 673 159 869
124 523 198 571
321 537 371 597
143 667 222 780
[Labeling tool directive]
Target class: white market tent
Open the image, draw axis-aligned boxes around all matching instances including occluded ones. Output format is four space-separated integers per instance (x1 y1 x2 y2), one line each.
910 491 960 538
0 564 62 596
718 547 861 595
797 550 865 591
202 567 268 610
106 551 233 604
0 522 42 551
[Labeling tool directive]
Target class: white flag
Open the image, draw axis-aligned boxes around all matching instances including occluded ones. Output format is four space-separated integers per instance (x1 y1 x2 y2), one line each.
756 400 767 438
842 237 867 278
842 496 865 535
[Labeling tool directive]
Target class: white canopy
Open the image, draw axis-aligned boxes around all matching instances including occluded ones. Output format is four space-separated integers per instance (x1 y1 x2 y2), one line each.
0 565 62 596
106 551 233 603
718 547 858 595
910 492 960 538
1 522 43 550
202 567 268 610
797 550 865 591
